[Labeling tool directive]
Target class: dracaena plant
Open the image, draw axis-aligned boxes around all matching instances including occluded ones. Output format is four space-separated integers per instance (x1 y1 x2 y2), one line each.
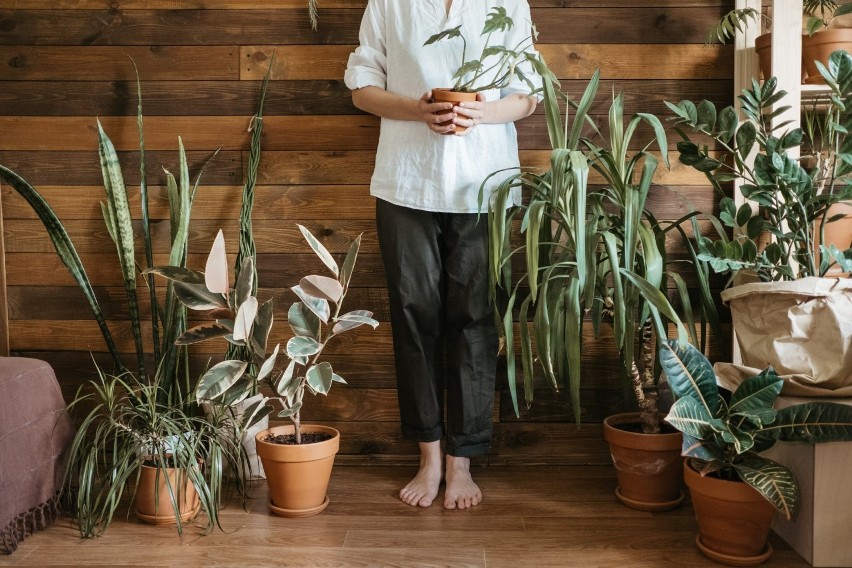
667 52 852 283
660 340 852 518
148 226 378 444
481 62 717 433
423 6 539 93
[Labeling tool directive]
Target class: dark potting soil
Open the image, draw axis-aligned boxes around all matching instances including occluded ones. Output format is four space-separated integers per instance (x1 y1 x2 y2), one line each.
615 421 679 435
263 432 333 445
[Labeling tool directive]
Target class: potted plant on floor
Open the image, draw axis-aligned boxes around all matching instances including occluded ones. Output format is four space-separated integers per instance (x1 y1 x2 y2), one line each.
149 227 378 518
423 5 539 133
660 339 852 566
482 61 718 511
668 52 852 395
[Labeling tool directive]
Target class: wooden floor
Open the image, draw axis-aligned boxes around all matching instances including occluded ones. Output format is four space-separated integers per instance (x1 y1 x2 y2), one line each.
1 465 809 567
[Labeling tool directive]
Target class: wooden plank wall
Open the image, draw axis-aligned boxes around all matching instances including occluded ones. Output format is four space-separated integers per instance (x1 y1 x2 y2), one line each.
0 0 734 466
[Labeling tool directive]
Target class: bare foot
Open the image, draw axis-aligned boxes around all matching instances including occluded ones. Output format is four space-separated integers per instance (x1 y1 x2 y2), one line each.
444 455 482 510
399 441 442 508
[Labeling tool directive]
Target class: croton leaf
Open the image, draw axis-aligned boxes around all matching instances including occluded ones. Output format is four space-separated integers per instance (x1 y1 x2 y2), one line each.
728 367 783 415
659 340 726 418
734 455 797 519
665 397 716 439
761 402 852 443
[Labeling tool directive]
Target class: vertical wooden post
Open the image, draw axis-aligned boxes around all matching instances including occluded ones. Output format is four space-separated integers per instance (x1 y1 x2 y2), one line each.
772 0 803 142
0 182 9 357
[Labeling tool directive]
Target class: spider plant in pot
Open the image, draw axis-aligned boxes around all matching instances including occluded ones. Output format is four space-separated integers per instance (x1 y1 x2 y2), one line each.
149 227 378 518
482 61 718 511
423 5 540 133
660 340 852 565
64 369 241 536
667 55 852 393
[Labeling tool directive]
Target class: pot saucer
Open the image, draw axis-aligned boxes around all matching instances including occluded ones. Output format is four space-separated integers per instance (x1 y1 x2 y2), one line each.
615 487 685 512
136 503 200 525
268 496 330 518
695 534 773 567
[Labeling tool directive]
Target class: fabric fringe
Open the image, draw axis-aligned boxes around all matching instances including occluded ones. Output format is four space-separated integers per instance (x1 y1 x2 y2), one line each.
1 491 62 555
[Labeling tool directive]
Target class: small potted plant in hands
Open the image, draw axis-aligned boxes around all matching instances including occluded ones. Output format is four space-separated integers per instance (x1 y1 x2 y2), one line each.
149 226 377 518
423 6 539 133
659 340 852 565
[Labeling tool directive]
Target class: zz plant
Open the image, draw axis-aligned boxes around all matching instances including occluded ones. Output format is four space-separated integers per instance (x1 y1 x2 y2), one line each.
660 340 852 518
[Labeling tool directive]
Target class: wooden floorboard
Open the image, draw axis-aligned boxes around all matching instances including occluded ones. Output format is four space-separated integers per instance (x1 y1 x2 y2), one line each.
0 465 809 567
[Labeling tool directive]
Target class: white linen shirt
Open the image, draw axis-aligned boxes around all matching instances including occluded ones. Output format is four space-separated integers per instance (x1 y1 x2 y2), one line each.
344 0 541 213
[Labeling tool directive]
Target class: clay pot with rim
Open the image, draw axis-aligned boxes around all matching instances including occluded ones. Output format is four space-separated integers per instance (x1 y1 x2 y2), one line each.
602 412 684 512
684 459 776 566
431 88 477 134
255 424 340 518
803 29 852 84
755 33 808 83
135 461 201 525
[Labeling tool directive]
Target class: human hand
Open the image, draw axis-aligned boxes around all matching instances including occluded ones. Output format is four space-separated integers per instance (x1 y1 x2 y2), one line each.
451 92 486 136
418 91 456 135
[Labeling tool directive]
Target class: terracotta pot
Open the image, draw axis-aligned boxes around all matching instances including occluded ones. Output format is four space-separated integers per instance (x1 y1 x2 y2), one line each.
431 88 478 134
816 201 852 276
256 424 340 517
602 412 684 512
755 33 807 83
803 29 852 84
684 459 775 566
135 462 200 525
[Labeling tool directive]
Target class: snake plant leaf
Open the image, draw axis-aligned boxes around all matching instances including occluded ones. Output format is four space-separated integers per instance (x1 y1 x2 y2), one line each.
250 298 274 357
0 165 123 368
300 274 344 304
287 336 322 358
175 322 231 345
734 455 798 519
306 362 334 395
196 360 248 402
332 310 378 334
659 340 726 418
291 285 331 323
298 224 338 277
233 296 258 343
762 402 852 443
288 301 321 340
205 230 229 295
728 367 784 415
257 343 280 382
339 233 362 291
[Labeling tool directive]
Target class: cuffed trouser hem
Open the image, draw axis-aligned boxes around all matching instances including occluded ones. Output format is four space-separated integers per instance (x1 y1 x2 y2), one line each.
401 424 444 444
446 442 491 458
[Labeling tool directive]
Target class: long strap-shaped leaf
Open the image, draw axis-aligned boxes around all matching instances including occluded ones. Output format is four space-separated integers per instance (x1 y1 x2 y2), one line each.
98 121 145 379
0 165 123 369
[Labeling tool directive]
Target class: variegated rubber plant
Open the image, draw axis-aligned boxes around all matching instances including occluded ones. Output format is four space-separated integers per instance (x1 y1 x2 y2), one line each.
661 340 852 518
480 61 719 433
148 227 378 444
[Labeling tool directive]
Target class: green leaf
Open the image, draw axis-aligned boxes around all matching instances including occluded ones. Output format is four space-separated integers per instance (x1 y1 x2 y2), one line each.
736 121 757 161
251 298 274 356
423 24 462 46
666 397 717 439
734 455 797 519
728 368 783 415
173 281 228 310
196 360 248 402
659 341 725 418
762 402 852 443
257 343 280 381
306 362 334 395
298 224 338 277
696 100 717 131
275 359 297 396
234 256 254 307
288 301 321 340
278 402 302 419
287 336 321 358
717 106 738 142
339 234 362 291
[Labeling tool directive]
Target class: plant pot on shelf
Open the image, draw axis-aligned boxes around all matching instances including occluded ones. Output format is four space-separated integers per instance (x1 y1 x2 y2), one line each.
255 424 340 518
684 459 775 566
135 462 201 525
755 33 807 83
602 412 684 512
431 89 477 134
803 29 852 84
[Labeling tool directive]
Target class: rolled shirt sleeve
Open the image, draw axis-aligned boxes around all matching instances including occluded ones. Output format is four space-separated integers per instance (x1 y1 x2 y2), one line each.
344 0 388 90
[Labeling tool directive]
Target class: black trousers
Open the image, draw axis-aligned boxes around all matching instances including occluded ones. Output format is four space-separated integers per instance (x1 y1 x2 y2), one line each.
375 198 498 457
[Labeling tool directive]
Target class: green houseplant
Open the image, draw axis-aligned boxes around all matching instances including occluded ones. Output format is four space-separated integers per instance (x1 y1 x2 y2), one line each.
482 61 717 511
668 52 852 395
660 339 852 564
423 6 540 132
149 226 378 517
